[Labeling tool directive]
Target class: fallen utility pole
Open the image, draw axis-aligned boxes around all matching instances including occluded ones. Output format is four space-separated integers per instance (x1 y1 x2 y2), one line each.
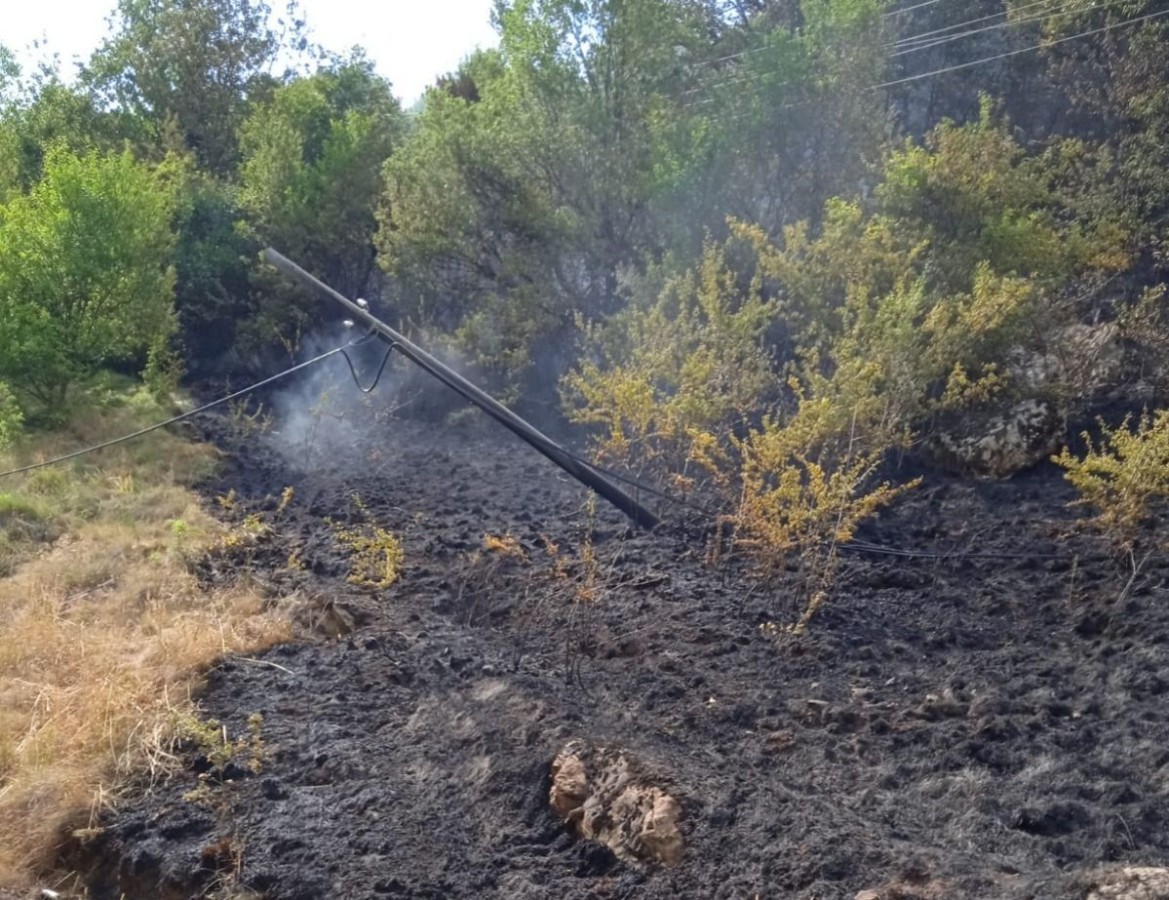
264 248 660 531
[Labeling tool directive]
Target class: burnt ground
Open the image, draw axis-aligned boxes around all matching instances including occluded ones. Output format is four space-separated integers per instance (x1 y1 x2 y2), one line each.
75 388 1169 900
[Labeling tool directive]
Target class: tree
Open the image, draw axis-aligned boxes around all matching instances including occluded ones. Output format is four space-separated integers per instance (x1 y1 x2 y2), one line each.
380 0 709 383
670 0 892 240
0 148 177 409
84 0 309 175
169 158 257 369
0 79 136 201
237 55 402 348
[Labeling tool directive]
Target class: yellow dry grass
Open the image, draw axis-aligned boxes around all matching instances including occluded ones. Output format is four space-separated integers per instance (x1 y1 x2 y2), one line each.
0 401 289 889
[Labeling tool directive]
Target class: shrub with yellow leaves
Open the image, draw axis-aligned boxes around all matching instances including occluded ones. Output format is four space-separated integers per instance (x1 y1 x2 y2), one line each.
1054 409 1169 553
734 395 921 632
562 241 776 477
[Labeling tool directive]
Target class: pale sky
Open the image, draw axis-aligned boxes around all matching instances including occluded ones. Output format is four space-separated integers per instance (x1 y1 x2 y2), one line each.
3 0 500 104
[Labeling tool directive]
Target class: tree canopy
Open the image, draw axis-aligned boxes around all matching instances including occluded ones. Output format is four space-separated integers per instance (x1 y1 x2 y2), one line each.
0 0 1166 439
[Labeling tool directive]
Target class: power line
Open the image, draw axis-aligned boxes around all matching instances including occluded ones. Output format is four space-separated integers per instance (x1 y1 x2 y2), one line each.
683 3 1169 121
892 0 1132 57
876 6 1169 89
0 340 372 481
684 0 1148 107
893 0 1063 49
688 0 1062 79
886 0 949 16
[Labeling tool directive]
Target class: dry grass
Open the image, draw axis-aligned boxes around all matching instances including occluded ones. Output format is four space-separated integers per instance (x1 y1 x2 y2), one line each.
0 400 289 889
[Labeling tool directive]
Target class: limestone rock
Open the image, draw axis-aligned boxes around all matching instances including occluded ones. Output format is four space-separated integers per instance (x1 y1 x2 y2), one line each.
929 398 1064 478
1086 867 1169 900
549 742 683 867
1008 322 1123 397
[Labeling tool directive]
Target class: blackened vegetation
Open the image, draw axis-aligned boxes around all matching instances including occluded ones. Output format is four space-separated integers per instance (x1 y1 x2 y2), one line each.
87 412 1169 900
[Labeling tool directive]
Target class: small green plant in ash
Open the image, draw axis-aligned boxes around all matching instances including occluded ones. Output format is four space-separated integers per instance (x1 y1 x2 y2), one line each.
1054 408 1169 553
226 397 273 440
328 493 404 590
175 711 268 806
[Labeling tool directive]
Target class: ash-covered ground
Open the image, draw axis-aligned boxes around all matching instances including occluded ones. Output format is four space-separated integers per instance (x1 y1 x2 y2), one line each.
79 368 1169 900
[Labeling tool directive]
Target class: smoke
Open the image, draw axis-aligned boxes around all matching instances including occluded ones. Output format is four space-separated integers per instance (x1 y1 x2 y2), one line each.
264 321 491 474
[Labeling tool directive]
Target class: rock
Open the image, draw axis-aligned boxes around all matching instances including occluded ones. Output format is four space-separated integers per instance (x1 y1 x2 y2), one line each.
549 742 683 867
928 398 1065 478
1008 322 1123 397
1086 866 1169 899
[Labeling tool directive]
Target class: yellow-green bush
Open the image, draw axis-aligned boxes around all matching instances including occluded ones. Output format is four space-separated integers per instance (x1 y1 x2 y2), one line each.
329 494 404 590
732 395 920 631
1054 409 1169 551
737 206 1036 439
0 381 22 450
563 241 776 473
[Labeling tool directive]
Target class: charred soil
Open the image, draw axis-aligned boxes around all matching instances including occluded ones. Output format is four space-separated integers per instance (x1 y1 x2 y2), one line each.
78 409 1169 900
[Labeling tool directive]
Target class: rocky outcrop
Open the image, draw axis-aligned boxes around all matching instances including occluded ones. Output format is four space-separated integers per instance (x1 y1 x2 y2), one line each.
1008 322 1124 397
1086 867 1169 900
549 741 683 867
928 398 1065 478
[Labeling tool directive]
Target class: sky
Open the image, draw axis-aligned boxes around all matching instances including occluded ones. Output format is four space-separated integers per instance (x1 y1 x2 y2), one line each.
3 0 500 105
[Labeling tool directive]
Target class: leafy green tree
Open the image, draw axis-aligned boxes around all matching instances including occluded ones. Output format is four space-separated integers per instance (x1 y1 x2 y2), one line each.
169 159 257 368
379 49 576 377
0 148 177 409
0 80 135 200
0 46 17 102
664 0 892 244
237 56 401 348
381 0 708 382
84 0 308 175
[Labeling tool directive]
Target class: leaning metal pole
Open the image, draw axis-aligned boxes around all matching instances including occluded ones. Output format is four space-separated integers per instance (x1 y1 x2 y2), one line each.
264 248 660 531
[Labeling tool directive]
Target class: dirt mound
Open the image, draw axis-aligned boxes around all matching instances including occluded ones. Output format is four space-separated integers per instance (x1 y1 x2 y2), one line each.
79 411 1169 899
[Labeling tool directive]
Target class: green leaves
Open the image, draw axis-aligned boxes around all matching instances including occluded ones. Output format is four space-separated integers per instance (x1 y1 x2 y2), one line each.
0 148 177 408
84 0 301 175
237 58 402 347
562 241 776 469
1055 409 1169 552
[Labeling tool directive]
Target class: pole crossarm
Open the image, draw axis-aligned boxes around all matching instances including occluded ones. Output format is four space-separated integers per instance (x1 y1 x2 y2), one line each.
263 248 660 531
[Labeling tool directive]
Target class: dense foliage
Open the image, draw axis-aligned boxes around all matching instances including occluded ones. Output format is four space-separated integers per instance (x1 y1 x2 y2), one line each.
0 148 177 410
3 0 1169 576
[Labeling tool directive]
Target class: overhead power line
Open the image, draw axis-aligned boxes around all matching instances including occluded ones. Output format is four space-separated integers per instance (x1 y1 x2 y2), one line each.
886 0 949 16
876 6 1169 89
690 2 1169 113
691 0 1088 77
682 0 1135 108
893 0 1132 57
893 0 1068 49
0 341 372 481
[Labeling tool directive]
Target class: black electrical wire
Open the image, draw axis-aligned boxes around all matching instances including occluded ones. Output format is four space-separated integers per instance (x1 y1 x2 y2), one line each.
0 335 382 481
338 339 396 393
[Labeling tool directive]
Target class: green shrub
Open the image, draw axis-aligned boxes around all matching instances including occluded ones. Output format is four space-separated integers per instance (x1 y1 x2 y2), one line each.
0 381 22 450
563 241 776 475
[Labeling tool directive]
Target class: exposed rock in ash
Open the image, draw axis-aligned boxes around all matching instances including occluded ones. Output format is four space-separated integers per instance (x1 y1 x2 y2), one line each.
550 741 683 867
